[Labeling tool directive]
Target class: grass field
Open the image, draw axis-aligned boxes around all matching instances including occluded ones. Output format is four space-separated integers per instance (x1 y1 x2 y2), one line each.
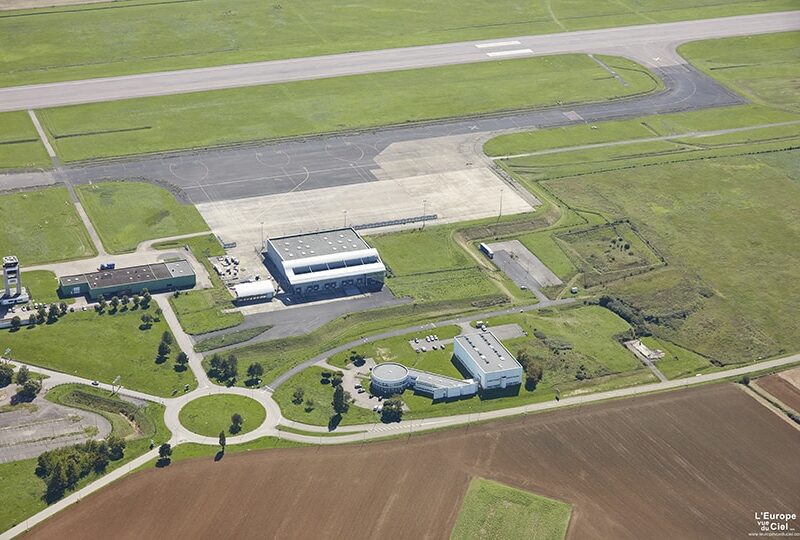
327 325 462 377
20 270 69 304
39 54 657 162
156 234 243 335
193 325 272 352
75 181 208 253
273 367 378 427
0 385 169 533
0 111 49 170
2 0 794 87
367 226 505 305
0 187 95 265
451 478 571 540
178 394 266 437
0 307 196 396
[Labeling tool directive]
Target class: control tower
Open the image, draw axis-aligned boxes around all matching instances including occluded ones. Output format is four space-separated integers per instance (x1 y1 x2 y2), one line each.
1 255 30 306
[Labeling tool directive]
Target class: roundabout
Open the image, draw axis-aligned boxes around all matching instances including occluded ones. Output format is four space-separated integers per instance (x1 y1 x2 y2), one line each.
178 394 266 437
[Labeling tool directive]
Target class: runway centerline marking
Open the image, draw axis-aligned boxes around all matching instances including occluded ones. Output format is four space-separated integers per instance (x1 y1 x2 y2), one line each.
486 48 533 57
475 40 521 49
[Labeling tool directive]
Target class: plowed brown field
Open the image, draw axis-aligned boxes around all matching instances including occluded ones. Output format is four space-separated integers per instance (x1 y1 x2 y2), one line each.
27 384 800 539
757 373 800 413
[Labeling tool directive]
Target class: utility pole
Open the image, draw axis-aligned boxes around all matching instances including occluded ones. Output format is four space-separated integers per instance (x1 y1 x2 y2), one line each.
343 210 347 228
260 221 264 248
499 188 504 220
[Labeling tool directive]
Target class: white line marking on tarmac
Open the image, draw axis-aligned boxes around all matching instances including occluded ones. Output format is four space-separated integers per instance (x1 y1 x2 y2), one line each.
486 48 533 57
475 40 521 49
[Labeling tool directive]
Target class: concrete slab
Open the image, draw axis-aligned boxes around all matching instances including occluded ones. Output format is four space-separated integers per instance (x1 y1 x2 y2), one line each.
488 240 563 289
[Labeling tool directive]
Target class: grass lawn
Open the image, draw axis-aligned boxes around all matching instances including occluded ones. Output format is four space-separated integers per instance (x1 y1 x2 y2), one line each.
0 187 95 265
1 0 794 86
0 111 49 170
178 394 266 436
0 307 196 397
40 54 658 162
451 477 571 540
20 270 71 305
75 181 208 253
156 234 243 335
0 385 169 533
194 325 272 352
273 367 378 427
639 337 717 380
328 325 462 378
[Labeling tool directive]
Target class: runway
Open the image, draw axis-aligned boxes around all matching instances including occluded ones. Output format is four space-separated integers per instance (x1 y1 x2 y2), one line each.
0 11 797 111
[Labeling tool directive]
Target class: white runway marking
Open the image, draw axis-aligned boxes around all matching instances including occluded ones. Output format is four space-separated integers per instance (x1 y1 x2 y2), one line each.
474 40 521 49
485 48 533 57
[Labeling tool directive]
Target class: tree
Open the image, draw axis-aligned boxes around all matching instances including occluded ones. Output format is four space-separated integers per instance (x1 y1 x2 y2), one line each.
157 341 171 362
141 289 151 308
516 349 532 368
36 306 45 324
154 307 162 321
17 378 42 401
121 295 130 309
331 374 343 387
162 331 173 346
28 314 36 326
140 313 154 328
59 301 68 315
219 431 226 450
381 396 404 423
247 362 263 381
332 384 350 415
0 364 13 387
45 461 68 502
525 361 544 390
110 296 120 310
292 387 305 405
97 297 108 312
740 375 751 386
10 315 21 330
47 303 59 323
16 365 29 385
157 443 172 466
132 295 141 308
304 398 315 412
106 435 126 460
230 413 243 434
175 351 189 370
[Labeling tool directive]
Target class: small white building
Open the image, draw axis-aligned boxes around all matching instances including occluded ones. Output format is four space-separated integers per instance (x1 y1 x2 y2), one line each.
371 362 478 400
453 331 523 390
232 280 275 303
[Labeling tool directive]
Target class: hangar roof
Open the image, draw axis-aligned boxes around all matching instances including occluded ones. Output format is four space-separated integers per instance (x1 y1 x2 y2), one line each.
268 228 371 261
454 331 522 374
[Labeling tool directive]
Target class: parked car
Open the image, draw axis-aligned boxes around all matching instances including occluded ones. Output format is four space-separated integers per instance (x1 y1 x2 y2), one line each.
91 380 99 386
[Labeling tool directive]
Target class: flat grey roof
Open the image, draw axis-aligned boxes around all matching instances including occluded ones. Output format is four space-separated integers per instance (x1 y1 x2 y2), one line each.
268 228 370 261
372 362 409 383
60 260 195 290
409 369 474 389
454 331 521 374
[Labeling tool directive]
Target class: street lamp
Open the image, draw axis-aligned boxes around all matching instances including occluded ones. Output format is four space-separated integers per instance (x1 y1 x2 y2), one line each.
422 199 427 230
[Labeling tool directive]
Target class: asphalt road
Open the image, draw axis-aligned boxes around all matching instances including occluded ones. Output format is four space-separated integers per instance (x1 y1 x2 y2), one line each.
33 63 743 206
0 11 798 111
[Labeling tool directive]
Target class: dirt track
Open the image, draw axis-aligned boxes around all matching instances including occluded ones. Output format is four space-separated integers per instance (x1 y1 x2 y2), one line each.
27 384 800 539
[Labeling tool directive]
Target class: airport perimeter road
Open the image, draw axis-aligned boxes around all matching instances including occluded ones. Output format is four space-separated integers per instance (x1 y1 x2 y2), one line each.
0 11 798 111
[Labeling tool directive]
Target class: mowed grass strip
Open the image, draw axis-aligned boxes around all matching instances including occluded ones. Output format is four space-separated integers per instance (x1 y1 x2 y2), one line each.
451 478 571 540
178 394 265 437
40 55 658 162
0 0 795 86
0 187 96 265
76 181 208 253
0 111 49 170
20 270 71 304
1 307 196 396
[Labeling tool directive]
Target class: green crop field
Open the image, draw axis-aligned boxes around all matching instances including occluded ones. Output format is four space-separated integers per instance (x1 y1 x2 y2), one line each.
39 54 657 162
76 181 208 253
0 0 794 86
178 394 266 437
0 187 95 265
273 367 378 427
0 111 49 170
0 307 196 396
451 478 571 540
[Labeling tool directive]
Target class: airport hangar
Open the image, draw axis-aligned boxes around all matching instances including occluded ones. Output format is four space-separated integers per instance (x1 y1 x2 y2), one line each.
264 227 386 296
58 260 196 300
371 331 523 399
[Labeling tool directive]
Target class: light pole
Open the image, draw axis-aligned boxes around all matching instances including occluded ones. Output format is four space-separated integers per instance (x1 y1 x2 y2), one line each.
343 210 348 228
422 199 427 230
260 221 264 248
498 188 504 221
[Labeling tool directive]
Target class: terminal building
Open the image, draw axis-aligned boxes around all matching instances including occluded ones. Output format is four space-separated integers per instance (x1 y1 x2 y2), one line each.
1 256 30 306
58 260 196 300
264 228 386 296
454 331 523 390
371 330 522 399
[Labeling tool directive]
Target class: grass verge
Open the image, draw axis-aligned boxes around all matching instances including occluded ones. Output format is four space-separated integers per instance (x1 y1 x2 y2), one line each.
178 394 266 437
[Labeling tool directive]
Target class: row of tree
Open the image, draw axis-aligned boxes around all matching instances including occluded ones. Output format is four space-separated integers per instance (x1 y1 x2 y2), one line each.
9 302 69 330
36 436 126 502
95 290 152 314
516 349 544 390
207 353 264 385
0 363 42 402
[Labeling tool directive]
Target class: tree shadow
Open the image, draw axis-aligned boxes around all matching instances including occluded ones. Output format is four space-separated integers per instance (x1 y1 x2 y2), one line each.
328 414 342 432
214 450 225 462
155 458 171 468
229 424 241 434
173 364 187 373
